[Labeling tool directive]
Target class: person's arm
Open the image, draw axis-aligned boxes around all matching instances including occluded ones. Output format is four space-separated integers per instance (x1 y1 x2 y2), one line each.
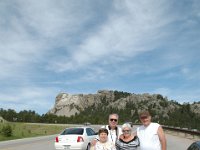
111 142 117 150
90 139 98 147
115 140 119 150
90 145 95 150
133 131 137 136
119 133 124 139
157 126 167 150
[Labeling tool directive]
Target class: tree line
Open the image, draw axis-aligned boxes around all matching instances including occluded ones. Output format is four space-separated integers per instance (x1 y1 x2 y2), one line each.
0 102 200 131
1 91 200 130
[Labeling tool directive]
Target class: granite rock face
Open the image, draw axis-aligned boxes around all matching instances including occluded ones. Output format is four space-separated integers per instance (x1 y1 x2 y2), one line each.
48 90 182 117
48 90 115 117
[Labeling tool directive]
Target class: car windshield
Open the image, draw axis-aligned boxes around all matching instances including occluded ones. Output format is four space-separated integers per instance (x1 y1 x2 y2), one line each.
61 128 84 135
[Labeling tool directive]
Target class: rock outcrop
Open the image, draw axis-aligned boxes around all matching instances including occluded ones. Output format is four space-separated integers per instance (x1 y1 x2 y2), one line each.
48 90 181 117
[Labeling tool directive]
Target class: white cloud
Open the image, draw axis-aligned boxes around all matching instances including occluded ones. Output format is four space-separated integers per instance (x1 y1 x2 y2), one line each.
0 0 200 114
181 67 200 80
169 89 200 103
15 0 94 38
0 0 98 77
50 0 176 72
0 86 57 114
153 88 171 98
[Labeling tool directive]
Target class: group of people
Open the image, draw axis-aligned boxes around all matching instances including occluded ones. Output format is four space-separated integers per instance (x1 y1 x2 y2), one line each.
90 111 167 150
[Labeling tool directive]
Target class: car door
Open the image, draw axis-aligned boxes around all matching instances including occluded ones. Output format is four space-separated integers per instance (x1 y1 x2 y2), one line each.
86 128 97 142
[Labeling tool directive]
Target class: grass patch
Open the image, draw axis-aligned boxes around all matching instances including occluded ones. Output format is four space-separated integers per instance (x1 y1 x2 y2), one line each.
0 122 66 141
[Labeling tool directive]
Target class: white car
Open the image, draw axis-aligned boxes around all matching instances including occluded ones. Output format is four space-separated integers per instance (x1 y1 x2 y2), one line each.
55 126 97 150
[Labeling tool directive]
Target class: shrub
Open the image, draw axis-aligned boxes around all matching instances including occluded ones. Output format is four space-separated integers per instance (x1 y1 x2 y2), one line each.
1 124 12 137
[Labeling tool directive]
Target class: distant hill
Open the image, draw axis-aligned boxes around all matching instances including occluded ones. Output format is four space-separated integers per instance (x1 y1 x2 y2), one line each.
48 90 200 129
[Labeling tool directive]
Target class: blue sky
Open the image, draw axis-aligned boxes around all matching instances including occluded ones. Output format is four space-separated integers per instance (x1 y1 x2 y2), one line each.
0 0 200 115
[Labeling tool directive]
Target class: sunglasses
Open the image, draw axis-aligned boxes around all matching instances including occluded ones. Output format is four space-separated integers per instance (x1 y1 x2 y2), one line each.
122 130 131 133
140 116 148 119
110 118 118 122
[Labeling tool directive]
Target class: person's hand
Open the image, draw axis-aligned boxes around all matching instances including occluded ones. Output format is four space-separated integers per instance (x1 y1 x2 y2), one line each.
90 139 97 146
90 145 95 150
132 131 137 136
119 134 124 140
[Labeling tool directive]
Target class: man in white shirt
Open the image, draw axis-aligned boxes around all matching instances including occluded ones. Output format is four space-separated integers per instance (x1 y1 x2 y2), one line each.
137 111 167 150
92 113 122 146
101 113 122 144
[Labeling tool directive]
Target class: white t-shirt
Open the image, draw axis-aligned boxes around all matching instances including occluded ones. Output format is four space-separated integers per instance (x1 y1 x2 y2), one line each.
100 125 122 144
94 141 116 150
137 122 161 150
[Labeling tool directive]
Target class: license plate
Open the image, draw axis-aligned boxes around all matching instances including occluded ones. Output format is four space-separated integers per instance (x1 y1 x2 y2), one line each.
63 145 70 150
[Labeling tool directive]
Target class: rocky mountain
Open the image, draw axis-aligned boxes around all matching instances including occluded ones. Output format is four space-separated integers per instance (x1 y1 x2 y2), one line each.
48 90 200 119
190 102 200 114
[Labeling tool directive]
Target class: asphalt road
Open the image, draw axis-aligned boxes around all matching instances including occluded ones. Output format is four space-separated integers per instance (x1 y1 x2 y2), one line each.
0 125 198 150
0 135 56 150
166 134 196 150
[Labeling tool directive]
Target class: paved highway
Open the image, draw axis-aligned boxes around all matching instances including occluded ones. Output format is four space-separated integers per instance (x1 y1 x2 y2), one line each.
0 125 198 150
166 134 195 150
0 135 56 150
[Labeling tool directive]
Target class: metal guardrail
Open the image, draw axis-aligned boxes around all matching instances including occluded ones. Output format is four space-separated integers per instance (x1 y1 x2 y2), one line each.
162 125 200 137
132 123 200 138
